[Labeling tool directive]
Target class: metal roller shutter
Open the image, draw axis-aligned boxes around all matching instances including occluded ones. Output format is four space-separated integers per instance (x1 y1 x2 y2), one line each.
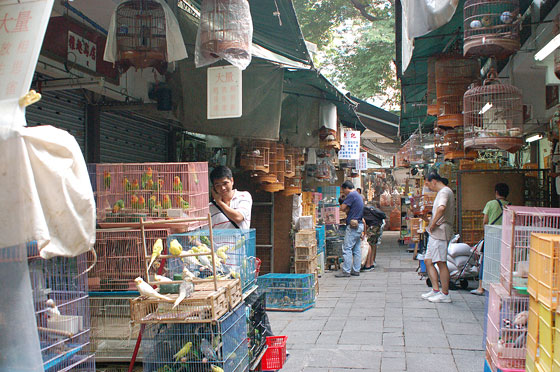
26 90 86 152
99 111 169 163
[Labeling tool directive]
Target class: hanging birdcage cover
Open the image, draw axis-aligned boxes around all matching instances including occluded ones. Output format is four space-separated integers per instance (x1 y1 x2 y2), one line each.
195 0 253 70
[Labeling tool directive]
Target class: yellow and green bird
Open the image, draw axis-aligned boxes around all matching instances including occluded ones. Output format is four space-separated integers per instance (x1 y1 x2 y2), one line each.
173 341 192 362
147 238 163 270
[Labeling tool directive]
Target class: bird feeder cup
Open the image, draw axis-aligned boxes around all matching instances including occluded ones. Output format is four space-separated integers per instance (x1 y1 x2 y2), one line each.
464 0 520 59
427 57 438 116
199 0 251 60
115 0 167 73
443 129 478 160
463 71 523 153
436 56 480 129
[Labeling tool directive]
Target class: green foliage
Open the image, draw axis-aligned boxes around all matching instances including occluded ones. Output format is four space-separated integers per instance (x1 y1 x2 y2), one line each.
293 0 399 108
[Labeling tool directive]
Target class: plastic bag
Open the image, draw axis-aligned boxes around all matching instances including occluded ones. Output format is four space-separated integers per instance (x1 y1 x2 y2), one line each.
195 0 253 70
361 237 370 267
448 243 472 258
380 191 391 207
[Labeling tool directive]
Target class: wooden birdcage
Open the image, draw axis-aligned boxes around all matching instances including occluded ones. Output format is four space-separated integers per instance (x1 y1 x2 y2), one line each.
199 0 251 60
284 145 296 178
254 142 277 184
115 0 167 73
281 167 303 196
443 128 478 160
464 70 523 153
240 140 270 173
464 0 520 58
436 56 480 128
434 127 445 154
407 134 424 165
427 57 438 116
395 144 409 167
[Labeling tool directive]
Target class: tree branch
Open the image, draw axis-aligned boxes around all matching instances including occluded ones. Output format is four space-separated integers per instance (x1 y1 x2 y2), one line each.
348 0 389 22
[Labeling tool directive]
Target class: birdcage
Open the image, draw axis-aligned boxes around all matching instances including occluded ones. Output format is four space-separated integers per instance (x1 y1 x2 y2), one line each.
483 224 503 290
95 162 209 229
281 167 303 196
316 225 326 255
433 127 445 154
436 56 480 128
500 206 560 294
245 291 269 366
198 0 252 60
239 140 270 173
257 273 316 312
317 186 340 205
407 133 424 164
427 57 438 116
89 295 142 361
141 304 249 372
284 146 296 178
529 234 560 310
88 228 169 292
259 143 285 192
166 229 257 293
443 128 478 160
254 142 277 184
464 71 523 153
27 242 95 371
486 283 529 370
115 0 168 73
464 0 520 58
461 209 485 246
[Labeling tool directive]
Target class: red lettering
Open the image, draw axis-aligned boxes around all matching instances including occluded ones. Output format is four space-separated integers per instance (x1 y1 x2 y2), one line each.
68 34 76 50
76 39 83 54
12 11 31 33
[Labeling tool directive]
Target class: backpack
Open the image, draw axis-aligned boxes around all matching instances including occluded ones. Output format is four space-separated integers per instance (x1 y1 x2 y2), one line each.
363 206 386 227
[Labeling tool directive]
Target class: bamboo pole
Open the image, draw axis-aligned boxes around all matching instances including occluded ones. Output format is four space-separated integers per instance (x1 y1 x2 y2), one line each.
208 212 218 292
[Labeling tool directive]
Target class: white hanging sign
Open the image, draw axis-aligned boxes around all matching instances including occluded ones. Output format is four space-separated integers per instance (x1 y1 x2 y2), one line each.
356 152 368 170
207 65 242 119
339 130 360 159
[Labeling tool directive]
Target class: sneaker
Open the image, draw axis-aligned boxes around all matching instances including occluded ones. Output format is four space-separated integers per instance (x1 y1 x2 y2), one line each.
421 289 438 299
351 271 360 276
335 271 351 278
428 292 452 303
361 266 375 272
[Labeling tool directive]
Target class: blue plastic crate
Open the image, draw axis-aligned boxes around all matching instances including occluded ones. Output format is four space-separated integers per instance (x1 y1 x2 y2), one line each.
317 186 340 204
257 274 315 311
167 229 257 292
142 304 249 372
484 359 492 372
316 225 326 254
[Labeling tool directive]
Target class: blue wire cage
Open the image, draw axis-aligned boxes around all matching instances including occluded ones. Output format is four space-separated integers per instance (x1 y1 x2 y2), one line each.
315 225 326 255
257 273 315 311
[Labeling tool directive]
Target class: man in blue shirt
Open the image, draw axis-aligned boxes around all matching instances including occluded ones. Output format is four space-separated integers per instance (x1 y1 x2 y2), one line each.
336 180 364 277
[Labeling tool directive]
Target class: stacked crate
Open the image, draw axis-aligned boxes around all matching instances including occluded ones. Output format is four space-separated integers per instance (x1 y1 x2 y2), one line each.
301 192 322 227
294 230 318 275
462 209 484 246
257 273 316 312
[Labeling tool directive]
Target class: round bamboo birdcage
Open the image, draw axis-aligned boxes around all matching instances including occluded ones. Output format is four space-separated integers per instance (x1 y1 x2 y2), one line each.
443 129 478 160
407 134 424 165
254 142 277 184
199 0 251 60
464 0 520 58
281 166 303 195
115 0 167 73
434 127 445 154
284 146 299 178
427 57 438 116
240 140 270 173
396 144 409 167
436 56 480 128
463 70 523 153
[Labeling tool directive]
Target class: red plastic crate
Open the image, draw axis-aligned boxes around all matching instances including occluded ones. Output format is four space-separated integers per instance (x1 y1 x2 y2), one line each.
261 336 288 370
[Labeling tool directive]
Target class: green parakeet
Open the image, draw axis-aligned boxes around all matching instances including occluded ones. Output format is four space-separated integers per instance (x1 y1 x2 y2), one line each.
173 341 193 362
148 238 163 270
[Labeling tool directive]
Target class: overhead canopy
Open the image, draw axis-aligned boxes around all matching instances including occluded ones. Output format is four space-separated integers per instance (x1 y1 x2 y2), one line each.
348 95 399 141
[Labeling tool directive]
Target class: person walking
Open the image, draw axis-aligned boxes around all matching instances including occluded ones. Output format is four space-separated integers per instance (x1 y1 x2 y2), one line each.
421 172 455 303
470 183 510 295
335 180 364 277
362 202 386 271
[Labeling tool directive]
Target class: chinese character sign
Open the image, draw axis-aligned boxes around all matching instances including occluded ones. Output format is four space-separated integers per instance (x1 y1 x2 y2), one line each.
67 31 96 71
356 152 368 170
207 65 242 119
0 0 53 102
338 130 360 160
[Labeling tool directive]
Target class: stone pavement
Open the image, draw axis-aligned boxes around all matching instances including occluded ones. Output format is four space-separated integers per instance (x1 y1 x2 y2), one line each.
268 231 486 372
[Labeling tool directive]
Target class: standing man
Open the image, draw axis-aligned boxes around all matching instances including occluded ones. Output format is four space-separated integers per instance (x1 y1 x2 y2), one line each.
336 180 364 277
209 166 252 229
421 172 455 303
362 202 386 271
471 183 510 295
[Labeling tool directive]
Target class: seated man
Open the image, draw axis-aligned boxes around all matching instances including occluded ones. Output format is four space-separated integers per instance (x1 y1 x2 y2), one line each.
209 166 252 229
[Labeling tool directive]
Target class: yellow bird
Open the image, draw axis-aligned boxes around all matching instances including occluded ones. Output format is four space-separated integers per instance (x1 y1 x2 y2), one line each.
211 365 224 372
147 239 163 270
174 341 193 362
169 239 183 256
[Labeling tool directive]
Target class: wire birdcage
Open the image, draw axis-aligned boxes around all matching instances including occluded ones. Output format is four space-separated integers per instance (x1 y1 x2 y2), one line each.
260 143 285 193
464 71 524 153
482 224 503 290
464 0 520 58
500 206 560 294
436 56 480 128
239 140 270 173
443 128 478 160
427 57 438 116
434 127 445 154
95 162 208 229
257 273 316 311
486 283 529 370
27 242 95 371
115 0 167 73
254 142 277 184
407 133 424 164
88 229 169 292
141 304 249 372
199 0 252 60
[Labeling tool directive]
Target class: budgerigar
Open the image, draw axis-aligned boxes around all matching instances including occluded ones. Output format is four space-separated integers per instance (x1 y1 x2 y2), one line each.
154 274 172 282
182 249 201 267
169 239 183 256
211 365 224 372
135 277 172 301
173 341 192 362
198 254 212 269
46 299 60 317
148 238 164 270
172 267 195 309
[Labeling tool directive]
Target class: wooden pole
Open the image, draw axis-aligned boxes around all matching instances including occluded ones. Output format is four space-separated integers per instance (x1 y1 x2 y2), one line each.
208 213 218 291
140 218 149 280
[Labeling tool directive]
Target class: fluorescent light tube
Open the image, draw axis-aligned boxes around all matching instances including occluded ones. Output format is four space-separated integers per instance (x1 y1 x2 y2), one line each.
535 34 560 61
479 102 493 115
526 134 543 143
424 144 435 149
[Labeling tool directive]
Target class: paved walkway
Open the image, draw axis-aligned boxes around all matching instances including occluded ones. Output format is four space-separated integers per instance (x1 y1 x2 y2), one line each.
268 231 486 372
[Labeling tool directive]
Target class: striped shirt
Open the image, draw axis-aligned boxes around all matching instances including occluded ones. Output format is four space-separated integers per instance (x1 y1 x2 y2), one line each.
209 190 252 229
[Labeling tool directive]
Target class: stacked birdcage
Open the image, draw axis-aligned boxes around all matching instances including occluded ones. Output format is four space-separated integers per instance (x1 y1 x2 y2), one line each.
436 56 480 128
245 291 269 366
443 128 478 160
95 162 209 230
115 0 168 73
433 127 445 155
463 0 520 59
27 242 95 371
464 71 524 153
257 273 316 312
427 56 438 116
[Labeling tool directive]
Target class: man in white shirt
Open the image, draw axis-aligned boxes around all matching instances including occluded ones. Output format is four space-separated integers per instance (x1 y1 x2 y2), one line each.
209 166 252 229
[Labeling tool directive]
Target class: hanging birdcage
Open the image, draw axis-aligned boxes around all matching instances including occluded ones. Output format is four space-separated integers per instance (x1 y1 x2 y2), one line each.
240 140 270 173
407 133 424 165
434 127 445 154
282 166 303 196
436 56 480 128
396 144 409 167
115 0 167 73
464 70 523 153
464 0 520 58
427 57 438 116
443 128 478 160
199 0 252 60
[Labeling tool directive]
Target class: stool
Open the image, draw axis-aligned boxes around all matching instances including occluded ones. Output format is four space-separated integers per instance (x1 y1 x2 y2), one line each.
326 256 340 271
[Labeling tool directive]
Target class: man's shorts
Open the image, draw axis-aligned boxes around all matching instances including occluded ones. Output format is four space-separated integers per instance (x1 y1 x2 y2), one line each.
425 236 448 263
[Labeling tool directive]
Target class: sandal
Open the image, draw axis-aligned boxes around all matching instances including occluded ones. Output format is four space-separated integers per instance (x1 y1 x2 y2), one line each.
470 289 484 296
